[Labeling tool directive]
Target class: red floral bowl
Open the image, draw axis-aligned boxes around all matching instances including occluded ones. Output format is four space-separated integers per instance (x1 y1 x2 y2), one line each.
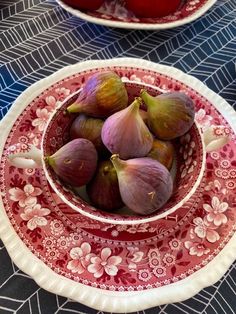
7 80 230 225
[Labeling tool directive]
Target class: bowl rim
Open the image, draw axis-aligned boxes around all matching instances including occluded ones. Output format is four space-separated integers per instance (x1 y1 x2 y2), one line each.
41 79 206 225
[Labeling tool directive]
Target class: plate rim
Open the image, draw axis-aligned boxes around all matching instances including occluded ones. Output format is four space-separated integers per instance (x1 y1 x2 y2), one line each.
56 0 217 30
0 58 236 313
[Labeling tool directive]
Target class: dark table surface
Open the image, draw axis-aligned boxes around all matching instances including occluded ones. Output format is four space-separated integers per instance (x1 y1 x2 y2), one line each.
0 0 236 313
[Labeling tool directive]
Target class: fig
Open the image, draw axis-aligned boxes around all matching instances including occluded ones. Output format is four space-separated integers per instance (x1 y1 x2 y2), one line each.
147 139 174 170
111 154 173 215
70 114 107 155
45 139 97 187
66 71 128 118
101 98 153 159
87 160 124 211
140 90 195 140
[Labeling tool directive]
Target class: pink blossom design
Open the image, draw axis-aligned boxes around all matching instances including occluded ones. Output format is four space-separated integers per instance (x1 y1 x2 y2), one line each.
195 109 212 127
220 159 231 169
88 248 122 278
55 87 70 98
193 217 220 243
138 269 152 282
42 236 56 249
45 247 60 260
203 196 228 226
210 151 220 160
153 265 166 278
142 75 155 85
147 248 161 259
226 180 235 190
169 239 182 250
229 169 236 178
32 108 51 132
149 256 161 269
50 219 65 236
126 223 149 234
9 184 42 207
56 236 71 249
67 243 95 274
204 180 227 195
162 253 176 266
20 204 50 230
185 241 210 257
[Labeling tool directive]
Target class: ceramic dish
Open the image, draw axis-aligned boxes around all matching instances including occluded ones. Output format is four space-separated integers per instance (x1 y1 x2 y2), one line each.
56 0 217 30
0 58 235 313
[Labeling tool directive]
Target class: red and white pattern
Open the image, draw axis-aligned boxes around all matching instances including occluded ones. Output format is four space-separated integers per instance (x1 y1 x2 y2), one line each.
1 66 235 292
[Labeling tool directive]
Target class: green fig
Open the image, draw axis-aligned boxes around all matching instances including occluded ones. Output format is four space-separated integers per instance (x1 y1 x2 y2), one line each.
86 160 124 211
147 139 174 170
46 139 97 187
66 71 128 118
140 90 195 140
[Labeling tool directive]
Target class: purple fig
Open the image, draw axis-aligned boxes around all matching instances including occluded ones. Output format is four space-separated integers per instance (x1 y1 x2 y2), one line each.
101 98 153 159
70 114 108 156
66 71 128 118
147 139 174 170
110 154 173 215
140 90 195 140
46 139 97 187
87 160 124 211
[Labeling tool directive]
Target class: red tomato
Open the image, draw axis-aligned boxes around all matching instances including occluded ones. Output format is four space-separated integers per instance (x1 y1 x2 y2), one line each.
125 0 181 18
62 0 104 11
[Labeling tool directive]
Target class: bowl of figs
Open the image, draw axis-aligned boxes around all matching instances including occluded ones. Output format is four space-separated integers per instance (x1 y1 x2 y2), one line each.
7 71 208 225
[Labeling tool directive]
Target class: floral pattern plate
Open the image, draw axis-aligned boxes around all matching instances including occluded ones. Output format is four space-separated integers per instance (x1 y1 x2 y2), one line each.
0 58 235 313
56 0 217 30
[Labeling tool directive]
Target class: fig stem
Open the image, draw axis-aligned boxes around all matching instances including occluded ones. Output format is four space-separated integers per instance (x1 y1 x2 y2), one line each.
129 97 142 113
140 89 156 108
66 102 80 113
110 154 125 172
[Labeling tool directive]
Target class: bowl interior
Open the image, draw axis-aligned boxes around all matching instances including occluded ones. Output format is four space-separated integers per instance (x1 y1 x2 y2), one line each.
43 82 204 223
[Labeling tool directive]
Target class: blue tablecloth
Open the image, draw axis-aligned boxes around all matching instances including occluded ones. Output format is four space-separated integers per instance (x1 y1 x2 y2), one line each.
0 0 236 313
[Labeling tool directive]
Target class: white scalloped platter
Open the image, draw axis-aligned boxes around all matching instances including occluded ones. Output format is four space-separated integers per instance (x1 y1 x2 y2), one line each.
0 58 235 313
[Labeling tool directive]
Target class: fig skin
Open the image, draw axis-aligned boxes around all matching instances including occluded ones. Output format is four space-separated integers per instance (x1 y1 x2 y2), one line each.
140 90 195 140
101 98 153 159
66 71 128 118
111 154 173 215
87 160 124 211
70 114 108 156
147 139 174 170
46 139 97 187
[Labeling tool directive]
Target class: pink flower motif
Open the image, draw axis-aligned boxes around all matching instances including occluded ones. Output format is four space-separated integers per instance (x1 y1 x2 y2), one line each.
42 236 56 249
229 169 236 178
45 247 60 260
210 151 220 160
67 243 95 274
147 248 161 259
153 265 166 278
9 184 42 207
193 217 220 243
169 239 182 250
220 160 231 169
127 223 149 233
130 74 142 82
195 109 212 127
57 236 71 249
32 108 51 132
55 87 70 98
185 241 210 257
138 269 152 282
50 219 65 236
88 248 122 278
162 253 176 266
225 180 235 190
203 196 228 226
142 75 155 85
149 256 161 269
20 204 50 230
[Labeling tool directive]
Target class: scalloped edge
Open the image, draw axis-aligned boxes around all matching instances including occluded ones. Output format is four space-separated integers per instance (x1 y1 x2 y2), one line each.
0 58 235 313
56 0 217 30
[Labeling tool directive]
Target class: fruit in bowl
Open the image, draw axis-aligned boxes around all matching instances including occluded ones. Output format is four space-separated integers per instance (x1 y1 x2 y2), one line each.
61 0 104 11
44 70 198 217
125 0 182 18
